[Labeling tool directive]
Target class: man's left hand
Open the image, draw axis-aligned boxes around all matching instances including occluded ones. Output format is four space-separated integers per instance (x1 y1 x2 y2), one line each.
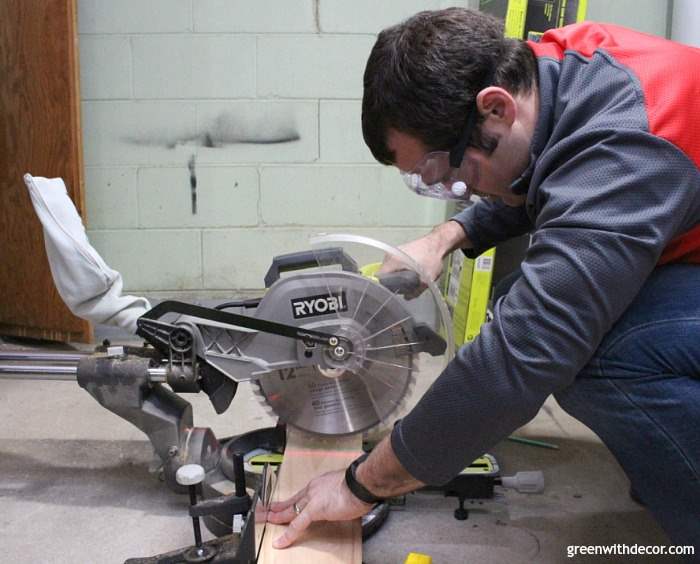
267 469 373 549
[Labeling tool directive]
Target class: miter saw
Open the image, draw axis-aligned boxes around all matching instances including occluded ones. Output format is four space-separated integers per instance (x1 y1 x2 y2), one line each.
0 234 454 563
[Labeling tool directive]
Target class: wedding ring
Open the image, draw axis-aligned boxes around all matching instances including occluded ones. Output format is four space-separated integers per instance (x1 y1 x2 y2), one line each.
293 502 302 515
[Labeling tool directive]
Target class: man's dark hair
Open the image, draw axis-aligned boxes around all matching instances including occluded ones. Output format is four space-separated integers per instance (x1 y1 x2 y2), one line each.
362 8 537 165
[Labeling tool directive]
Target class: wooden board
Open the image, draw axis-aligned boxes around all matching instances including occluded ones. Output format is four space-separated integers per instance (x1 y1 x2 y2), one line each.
0 0 90 343
258 428 363 563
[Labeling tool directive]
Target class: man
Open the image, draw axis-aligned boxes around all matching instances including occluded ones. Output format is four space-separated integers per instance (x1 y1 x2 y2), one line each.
268 8 700 550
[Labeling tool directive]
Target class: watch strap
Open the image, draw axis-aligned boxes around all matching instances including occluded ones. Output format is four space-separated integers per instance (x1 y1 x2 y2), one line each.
344 452 384 504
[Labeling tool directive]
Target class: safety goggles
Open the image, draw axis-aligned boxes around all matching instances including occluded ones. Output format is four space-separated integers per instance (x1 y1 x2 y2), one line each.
400 72 491 201
400 151 470 200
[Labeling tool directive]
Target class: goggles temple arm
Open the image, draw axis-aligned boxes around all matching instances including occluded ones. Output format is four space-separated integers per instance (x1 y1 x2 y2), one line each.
448 70 495 169
449 108 478 169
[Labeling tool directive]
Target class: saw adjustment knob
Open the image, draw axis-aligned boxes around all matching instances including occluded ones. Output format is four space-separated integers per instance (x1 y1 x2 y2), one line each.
176 464 205 486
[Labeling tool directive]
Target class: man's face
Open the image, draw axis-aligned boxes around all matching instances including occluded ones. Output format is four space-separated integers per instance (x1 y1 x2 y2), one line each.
387 128 527 207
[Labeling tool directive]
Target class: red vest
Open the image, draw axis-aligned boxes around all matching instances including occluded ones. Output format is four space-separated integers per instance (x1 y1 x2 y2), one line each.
529 23 700 264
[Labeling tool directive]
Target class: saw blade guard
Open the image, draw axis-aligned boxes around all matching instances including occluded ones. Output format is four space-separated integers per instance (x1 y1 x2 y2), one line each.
254 233 455 436
310 233 455 361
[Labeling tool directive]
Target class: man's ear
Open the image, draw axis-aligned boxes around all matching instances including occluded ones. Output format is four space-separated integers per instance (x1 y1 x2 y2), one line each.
476 87 516 127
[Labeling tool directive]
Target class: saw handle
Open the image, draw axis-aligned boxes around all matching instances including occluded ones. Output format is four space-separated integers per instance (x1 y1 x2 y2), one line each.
264 247 358 287
376 270 422 296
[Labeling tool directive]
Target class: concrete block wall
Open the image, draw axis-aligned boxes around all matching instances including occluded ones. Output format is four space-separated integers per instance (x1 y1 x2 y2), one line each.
78 0 475 296
79 0 666 296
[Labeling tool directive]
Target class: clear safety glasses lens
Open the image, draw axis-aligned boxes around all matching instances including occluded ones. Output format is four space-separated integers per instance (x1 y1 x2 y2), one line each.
401 151 470 200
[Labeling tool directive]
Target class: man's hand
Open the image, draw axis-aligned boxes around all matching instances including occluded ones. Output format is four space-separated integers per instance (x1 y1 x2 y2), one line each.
267 469 373 549
268 437 423 549
378 220 470 282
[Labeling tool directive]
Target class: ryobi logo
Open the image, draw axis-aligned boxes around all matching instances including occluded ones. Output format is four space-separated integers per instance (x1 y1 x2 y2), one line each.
291 292 348 319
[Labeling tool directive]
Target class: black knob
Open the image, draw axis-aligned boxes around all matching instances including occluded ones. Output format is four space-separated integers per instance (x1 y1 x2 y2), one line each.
233 452 246 498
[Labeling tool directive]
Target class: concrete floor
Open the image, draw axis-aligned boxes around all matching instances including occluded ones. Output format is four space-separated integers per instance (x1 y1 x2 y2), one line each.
0 335 681 564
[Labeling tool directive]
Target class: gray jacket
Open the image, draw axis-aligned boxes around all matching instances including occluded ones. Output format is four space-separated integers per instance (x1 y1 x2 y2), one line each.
391 26 700 484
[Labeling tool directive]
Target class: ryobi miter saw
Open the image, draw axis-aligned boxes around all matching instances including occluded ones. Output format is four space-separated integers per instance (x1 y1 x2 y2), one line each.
0 235 455 563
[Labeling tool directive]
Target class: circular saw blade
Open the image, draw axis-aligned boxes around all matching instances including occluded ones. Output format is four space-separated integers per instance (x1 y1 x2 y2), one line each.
255 306 416 435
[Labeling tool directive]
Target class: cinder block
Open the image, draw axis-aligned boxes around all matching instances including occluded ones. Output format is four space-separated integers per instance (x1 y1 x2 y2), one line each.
132 36 256 99
257 35 375 98
84 167 139 229
83 100 318 166
260 166 447 226
320 101 374 163
260 166 377 226
319 0 471 33
78 0 192 34
138 166 258 228
203 228 313 289
202 227 434 290
79 36 131 100
88 229 202 291
194 0 316 32
376 167 448 227
356 227 434 248
194 101 319 163
82 101 197 166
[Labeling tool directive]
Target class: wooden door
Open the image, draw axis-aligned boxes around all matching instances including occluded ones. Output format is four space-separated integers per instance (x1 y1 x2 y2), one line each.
0 0 90 342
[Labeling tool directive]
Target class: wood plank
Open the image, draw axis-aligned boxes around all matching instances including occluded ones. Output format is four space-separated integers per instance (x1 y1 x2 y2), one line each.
258 428 363 563
0 0 90 343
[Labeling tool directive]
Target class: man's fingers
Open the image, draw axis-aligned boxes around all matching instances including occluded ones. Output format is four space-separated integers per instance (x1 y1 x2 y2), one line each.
272 510 314 549
269 500 292 512
266 502 299 525
269 488 306 512
377 252 401 274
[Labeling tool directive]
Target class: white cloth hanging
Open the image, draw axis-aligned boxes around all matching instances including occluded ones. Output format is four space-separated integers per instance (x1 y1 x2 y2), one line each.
23 173 150 334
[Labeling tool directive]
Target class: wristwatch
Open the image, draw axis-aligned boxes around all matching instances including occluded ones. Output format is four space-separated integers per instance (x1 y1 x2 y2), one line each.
344 452 384 504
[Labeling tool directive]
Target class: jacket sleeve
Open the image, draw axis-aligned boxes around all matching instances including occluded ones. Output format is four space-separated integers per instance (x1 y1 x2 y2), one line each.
451 198 533 258
392 128 700 484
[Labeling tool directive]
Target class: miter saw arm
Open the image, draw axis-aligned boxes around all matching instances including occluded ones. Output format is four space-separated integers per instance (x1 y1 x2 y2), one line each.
138 300 352 350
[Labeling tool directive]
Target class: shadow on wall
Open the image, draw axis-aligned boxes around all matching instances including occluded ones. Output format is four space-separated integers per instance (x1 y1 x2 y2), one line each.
123 109 300 149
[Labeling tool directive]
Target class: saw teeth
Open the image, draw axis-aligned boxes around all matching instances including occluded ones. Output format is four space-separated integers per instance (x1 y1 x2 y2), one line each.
251 380 276 414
